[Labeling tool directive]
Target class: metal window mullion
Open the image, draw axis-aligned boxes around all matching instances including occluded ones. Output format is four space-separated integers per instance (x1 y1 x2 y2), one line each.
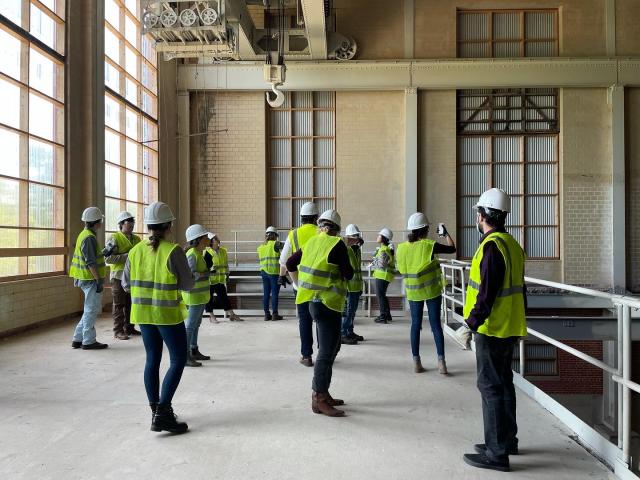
521 135 526 253
289 93 294 228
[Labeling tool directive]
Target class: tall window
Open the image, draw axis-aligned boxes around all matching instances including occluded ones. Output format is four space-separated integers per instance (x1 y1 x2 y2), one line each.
457 9 558 58
457 89 560 259
267 91 336 230
0 1 66 280
104 0 158 236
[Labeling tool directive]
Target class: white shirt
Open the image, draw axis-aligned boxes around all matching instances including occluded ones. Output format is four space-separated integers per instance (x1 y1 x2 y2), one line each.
278 236 293 267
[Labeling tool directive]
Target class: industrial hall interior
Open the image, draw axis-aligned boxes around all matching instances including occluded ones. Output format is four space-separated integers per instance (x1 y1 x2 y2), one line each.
2 0 640 478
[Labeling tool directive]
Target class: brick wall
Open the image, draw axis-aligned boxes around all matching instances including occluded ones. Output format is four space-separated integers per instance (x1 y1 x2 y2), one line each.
561 89 613 289
189 91 266 245
530 340 603 395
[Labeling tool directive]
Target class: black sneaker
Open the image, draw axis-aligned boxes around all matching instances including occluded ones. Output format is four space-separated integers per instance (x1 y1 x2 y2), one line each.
463 453 510 472
272 313 284 320
341 335 358 345
81 341 108 350
474 444 519 456
374 317 387 324
185 357 202 367
71 341 82 349
191 348 211 361
349 332 364 341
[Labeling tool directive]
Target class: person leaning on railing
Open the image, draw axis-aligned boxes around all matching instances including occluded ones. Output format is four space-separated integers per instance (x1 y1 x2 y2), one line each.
395 213 456 375
370 227 395 324
204 233 243 322
122 202 195 434
286 209 353 417
258 226 283 321
461 188 528 473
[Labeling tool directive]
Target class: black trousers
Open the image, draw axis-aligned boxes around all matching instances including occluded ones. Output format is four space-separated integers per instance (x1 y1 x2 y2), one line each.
375 278 391 320
310 302 342 394
475 333 518 463
205 283 232 312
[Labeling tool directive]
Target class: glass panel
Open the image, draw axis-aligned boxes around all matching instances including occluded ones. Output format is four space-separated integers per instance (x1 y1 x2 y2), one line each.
0 258 20 277
141 62 156 93
29 93 63 143
0 177 20 226
125 0 137 15
105 163 121 197
29 139 55 184
105 197 121 232
30 5 56 51
125 16 138 47
29 229 62 248
125 77 137 103
105 95 121 131
141 90 156 118
105 0 120 28
0 0 22 26
105 61 120 92
125 109 138 140
126 170 138 200
142 148 157 177
29 48 56 98
0 27 22 79
29 184 63 228
0 127 21 177
125 202 142 234
142 176 157 204
125 47 137 79
126 140 138 170
0 77 22 129
29 254 63 274
105 129 121 164
0 228 20 247
105 28 120 63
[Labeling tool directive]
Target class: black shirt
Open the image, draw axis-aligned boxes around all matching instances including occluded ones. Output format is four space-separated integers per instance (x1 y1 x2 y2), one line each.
286 237 354 280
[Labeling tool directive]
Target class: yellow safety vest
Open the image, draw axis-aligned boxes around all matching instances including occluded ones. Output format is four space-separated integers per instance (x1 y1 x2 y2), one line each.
295 232 348 313
257 240 280 275
109 231 141 274
396 239 444 302
287 223 318 253
70 229 106 280
463 232 527 338
206 247 229 285
129 239 187 325
373 244 395 282
182 248 210 306
347 245 363 293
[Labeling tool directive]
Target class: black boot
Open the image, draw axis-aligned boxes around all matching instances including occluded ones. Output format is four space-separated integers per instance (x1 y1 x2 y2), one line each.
191 347 210 361
151 404 188 434
273 312 284 320
149 402 158 414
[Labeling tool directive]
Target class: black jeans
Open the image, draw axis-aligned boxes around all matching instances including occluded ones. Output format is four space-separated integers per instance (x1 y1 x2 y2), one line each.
205 283 232 312
475 333 518 463
298 302 314 358
310 302 342 394
375 279 391 320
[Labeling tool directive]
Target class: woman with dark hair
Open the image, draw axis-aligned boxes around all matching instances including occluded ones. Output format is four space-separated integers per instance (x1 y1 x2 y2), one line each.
258 226 283 321
122 202 194 434
183 224 213 367
205 233 243 322
371 227 395 324
396 212 456 374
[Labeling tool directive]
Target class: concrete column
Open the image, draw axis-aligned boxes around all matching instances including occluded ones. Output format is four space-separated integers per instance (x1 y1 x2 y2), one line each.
158 59 180 222
65 0 104 246
404 0 414 59
405 88 418 219
176 91 191 238
605 0 616 57
610 85 626 292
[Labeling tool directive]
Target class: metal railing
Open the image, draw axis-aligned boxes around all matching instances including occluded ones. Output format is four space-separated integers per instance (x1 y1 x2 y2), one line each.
439 260 640 478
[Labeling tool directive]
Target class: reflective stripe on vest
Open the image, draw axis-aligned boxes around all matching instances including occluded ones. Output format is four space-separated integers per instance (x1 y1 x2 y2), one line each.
372 244 395 282
182 248 210 306
288 224 318 253
295 233 348 313
207 247 229 285
347 245 363 293
129 240 186 325
463 232 527 338
69 229 106 280
396 239 444 301
109 231 141 273
257 240 280 275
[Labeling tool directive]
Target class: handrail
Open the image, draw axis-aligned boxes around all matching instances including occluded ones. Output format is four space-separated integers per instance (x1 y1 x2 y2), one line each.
438 260 640 474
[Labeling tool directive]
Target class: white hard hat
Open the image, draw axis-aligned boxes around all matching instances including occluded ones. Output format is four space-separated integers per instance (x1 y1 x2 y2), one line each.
318 209 341 228
379 227 393 241
345 224 361 237
81 206 104 223
474 188 510 213
116 211 134 224
144 201 176 225
207 232 218 241
265 226 278 235
185 224 210 242
300 202 319 217
407 212 430 230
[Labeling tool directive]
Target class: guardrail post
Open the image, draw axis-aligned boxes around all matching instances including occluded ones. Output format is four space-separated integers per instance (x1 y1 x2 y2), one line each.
519 339 526 376
233 231 238 267
622 305 631 464
617 304 624 449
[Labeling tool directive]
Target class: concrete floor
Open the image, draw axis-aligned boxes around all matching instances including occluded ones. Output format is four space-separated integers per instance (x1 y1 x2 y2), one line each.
0 313 614 480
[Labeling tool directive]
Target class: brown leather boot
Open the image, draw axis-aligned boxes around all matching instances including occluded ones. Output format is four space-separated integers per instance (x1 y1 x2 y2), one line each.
312 392 345 417
438 359 449 375
414 356 426 373
327 393 344 406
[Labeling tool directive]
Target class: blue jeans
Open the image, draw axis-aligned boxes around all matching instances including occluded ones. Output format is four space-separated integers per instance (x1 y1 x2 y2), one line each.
73 281 103 345
341 291 361 336
140 323 188 405
260 270 280 314
408 295 444 359
298 302 314 358
185 304 206 349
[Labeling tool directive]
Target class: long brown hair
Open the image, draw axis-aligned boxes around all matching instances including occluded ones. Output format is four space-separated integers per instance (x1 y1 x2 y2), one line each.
148 223 172 251
407 226 429 243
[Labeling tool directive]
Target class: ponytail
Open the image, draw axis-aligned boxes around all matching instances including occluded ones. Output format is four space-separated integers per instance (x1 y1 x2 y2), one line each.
408 226 429 243
147 222 172 251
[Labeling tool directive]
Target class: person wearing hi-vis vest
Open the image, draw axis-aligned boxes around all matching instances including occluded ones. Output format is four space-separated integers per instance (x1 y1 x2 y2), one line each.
340 224 365 345
70 207 109 350
286 209 353 417
258 226 283 321
278 201 319 367
104 211 142 340
371 227 395 324
396 213 456 374
183 224 213 368
461 188 527 473
204 234 243 322
122 202 194 434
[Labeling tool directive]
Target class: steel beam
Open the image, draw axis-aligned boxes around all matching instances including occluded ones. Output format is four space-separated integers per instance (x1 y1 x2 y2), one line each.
300 0 327 60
